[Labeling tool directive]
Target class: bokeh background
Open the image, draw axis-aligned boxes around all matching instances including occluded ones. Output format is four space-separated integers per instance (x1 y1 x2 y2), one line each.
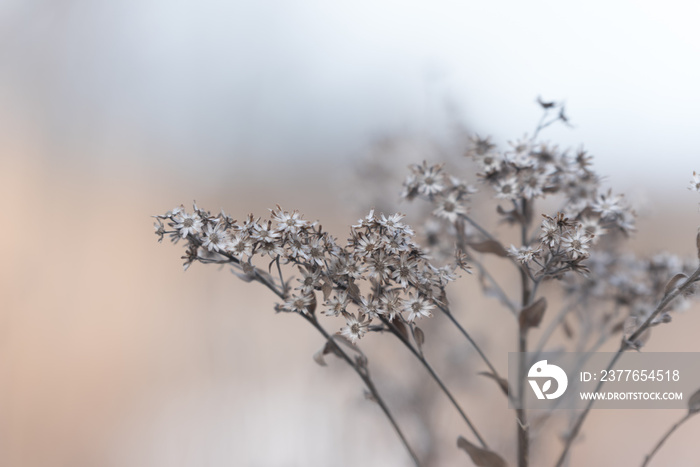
2 1 700 466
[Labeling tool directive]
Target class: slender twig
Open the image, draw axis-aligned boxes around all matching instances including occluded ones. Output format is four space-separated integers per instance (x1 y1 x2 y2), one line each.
517 198 532 467
469 254 518 315
317 265 488 448
553 266 700 467
304 314 421 467
378 315 489 449
437 303 503 385
459 213 498 243
190 243 421 466
274 256 287 293
531 109 550 141
458 212 523 271
453 218 517 315
641 412 694 467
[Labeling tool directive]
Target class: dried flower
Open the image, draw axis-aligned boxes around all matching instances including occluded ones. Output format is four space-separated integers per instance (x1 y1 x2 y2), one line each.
340 313 368 343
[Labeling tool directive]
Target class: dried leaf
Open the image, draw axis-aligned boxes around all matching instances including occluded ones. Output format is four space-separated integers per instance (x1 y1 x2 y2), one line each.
346 279 362 303
437 287 450 307
610 319 625 335
414 326 425 348
697 230 700 261
392 320 410 342
562 319 573 339
664 273 688 296
624 327 651 350
457 436 508 467
468 240 508 258
241 262 255 276
688 388 700 414
231 268 254 282
308 292 317 315
537 95 555 109
321 279 333 301
312 340 337 367
519 297 547 330
478 371 510 396
312 348 328 366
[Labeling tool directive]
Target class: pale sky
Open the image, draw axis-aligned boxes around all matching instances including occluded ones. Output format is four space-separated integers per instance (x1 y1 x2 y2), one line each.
2 0 699 192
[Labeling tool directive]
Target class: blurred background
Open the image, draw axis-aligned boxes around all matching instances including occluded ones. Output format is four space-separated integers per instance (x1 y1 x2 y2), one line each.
2 0 700 466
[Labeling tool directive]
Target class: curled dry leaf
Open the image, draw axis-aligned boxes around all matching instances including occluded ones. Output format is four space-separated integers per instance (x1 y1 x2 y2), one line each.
519 297 547 330
308 292 317 315
664 273 688 297
622 318 651 349
392 320 411 342
313 340 338 367
231 268 255 283
312 347 328 367
468 240 508 258
478 371 510 396
457 436 508 467
696 229 700 261
610 319 626 335
688 387 700 414
346 279 363 303
241 261 256 276
321 278 333 301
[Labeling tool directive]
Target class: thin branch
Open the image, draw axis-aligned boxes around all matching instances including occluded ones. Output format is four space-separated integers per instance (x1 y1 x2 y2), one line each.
458 212 524 271
459 213 499 243
378 315 489 449
436 302 506 394
641 413 694 467
469 254 518 315
553 266 700 467
453 217 517 315
191 241 421 465
517 198 532 467
304 314 421 467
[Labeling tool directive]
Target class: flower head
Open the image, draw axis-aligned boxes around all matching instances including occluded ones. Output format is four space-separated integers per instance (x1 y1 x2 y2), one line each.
340 313 368 344
404 294 435 322
202 222 228 252
174 211 203 238
561 226 592 260
433 192 467 223
282 293 314 315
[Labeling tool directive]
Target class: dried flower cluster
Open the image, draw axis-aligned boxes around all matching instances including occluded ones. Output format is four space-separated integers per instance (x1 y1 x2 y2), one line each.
154 100 700 467
155 204 468 344
402 133 636 278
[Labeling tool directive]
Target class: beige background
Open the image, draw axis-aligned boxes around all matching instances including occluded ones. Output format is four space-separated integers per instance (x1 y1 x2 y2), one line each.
2 1 700 465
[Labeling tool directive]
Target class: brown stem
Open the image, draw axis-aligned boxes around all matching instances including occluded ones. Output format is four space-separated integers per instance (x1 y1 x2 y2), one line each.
305 315 421 467
191 244 421 466
438 304 504 388
517 267 531 467
641 413 694 467
379 316 489 449
517 199 532 467
553 266 700 467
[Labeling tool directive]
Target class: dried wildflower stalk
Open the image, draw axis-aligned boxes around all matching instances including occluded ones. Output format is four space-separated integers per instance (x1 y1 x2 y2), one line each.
155 100 700 467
